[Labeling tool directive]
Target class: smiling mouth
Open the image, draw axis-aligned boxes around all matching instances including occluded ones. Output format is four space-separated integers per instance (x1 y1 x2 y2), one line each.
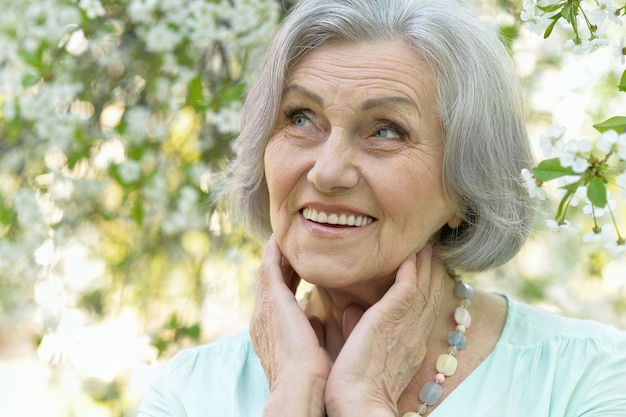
301 207 375 227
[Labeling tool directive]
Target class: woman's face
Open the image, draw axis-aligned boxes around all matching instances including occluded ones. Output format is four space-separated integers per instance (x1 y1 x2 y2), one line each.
264 40 459 295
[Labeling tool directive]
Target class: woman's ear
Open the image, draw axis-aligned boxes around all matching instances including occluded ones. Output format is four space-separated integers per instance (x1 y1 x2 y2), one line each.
447 215 463 229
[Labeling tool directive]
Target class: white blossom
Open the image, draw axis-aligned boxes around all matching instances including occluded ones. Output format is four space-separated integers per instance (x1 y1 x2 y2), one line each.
545 219 578 234
596 129 626 159
118 159 142 184
209 103 242 135
521 4 552 35
583 223 617 243
564 37 609 53
539 125 566 157
186 2 219 47
583 198 616 218
177 186 199 212
34 239 57 267
78 0 105 19
123 106 151 143
13 189 44 227
142 22 183 53
604 240 626 257
559 139 592 173
521 168 546 200
49 178 74 201
593 0 623 26
127 0 158 24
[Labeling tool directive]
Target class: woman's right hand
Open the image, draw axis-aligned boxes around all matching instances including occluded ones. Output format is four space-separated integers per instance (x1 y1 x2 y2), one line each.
250 235 331 417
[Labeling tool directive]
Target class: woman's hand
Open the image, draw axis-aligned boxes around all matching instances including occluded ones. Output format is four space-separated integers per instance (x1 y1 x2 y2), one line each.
324 244 445 417
250 235 331 417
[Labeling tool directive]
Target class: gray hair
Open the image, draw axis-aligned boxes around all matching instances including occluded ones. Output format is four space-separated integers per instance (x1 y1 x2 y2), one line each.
227 0 536 272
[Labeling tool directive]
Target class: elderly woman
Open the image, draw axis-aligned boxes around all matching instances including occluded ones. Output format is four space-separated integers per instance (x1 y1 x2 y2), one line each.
138 0 626 416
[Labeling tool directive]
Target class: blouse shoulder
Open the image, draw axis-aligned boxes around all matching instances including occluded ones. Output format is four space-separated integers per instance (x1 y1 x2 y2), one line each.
493 297 626 416
137 330 268 417
502 296 626 349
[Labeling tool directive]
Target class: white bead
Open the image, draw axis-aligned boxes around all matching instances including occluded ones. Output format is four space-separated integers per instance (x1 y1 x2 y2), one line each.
454 306 472 327
436 353 458 376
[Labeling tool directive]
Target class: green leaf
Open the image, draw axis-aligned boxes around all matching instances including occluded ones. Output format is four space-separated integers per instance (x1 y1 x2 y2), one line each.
188 75 204 103
543 14 561 39
131 202 144 226
555 187 575 220
561 3 579 38
537 4 564 13
532 158 575 181
0 201 17 226
21 73 41 88
181 324 201 340
561 180 581 193
587 178 607 208
619 69 626 93
593 116 626 133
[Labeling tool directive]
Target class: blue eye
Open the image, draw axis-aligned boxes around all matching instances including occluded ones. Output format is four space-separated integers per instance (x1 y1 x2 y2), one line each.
291 112 312 127
373 121 408 140
374 128 401 139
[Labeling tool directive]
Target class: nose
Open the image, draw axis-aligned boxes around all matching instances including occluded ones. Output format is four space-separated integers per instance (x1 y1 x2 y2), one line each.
306 129 359 193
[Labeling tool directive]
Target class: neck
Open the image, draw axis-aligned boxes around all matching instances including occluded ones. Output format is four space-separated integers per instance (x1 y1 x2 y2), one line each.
303 271 459 361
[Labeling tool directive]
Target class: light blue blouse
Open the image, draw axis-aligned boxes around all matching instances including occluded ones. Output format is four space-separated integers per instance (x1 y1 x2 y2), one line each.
138 297 626 416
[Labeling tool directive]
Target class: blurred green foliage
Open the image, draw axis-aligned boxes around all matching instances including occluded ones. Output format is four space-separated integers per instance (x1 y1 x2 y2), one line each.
0 1 625 416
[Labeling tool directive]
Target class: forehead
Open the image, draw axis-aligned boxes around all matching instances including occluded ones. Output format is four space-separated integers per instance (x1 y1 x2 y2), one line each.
285 40 436 106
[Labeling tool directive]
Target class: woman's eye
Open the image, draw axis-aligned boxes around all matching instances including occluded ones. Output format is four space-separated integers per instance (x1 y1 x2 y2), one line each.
373 123 408 140
291 112 313 127
374 128 401 139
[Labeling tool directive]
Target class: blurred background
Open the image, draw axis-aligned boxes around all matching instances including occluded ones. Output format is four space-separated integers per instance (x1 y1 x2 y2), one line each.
0 0 624 416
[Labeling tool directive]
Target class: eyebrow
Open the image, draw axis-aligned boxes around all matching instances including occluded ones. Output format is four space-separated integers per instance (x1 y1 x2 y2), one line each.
283 84 324 107
360 96 421 116
283 83 421 116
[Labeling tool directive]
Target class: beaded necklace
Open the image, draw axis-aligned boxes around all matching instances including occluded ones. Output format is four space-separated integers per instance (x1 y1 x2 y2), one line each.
402 273 474 417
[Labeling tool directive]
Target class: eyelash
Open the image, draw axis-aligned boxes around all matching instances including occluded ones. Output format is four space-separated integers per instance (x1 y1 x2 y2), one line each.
284 106 310 122
373 120 409 140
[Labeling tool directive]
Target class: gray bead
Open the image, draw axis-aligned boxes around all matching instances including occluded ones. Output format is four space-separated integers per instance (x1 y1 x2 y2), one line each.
454 282 474 299
419 381 443 405
448 331 468 350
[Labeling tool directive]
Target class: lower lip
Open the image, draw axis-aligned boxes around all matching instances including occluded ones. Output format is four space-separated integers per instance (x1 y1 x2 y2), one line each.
299 213 373 238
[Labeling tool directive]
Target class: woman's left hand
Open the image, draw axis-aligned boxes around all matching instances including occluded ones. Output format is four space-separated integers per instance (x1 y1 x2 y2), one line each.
323 244 444 417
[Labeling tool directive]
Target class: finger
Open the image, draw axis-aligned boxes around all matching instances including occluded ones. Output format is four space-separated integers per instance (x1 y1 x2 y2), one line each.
378 243 441 317
261 234 282 267
342 304 365 339
413 243 433 302
427 250 445 298
258 235 284 290
259 235 299 293
395 250 419 286
309 315 326 347
377 250 419 307
415 243 444 298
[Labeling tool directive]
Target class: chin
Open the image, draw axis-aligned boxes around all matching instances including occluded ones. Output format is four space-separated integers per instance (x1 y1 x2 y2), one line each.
295 261 395 295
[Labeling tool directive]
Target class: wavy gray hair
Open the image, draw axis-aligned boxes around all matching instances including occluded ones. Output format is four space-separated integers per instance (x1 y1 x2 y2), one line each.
226 0 536 272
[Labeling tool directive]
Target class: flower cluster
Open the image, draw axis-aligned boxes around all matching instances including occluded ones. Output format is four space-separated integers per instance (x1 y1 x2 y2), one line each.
521 0 625 53
0 0 279 414
525 125 626 255
521 1 626 257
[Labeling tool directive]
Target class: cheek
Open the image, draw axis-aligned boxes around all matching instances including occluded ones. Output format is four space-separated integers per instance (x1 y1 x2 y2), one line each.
264 143 302 229
378 169 450 231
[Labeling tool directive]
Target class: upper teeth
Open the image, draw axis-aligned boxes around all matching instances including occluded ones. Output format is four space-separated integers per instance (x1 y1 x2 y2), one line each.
302 207 374 227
